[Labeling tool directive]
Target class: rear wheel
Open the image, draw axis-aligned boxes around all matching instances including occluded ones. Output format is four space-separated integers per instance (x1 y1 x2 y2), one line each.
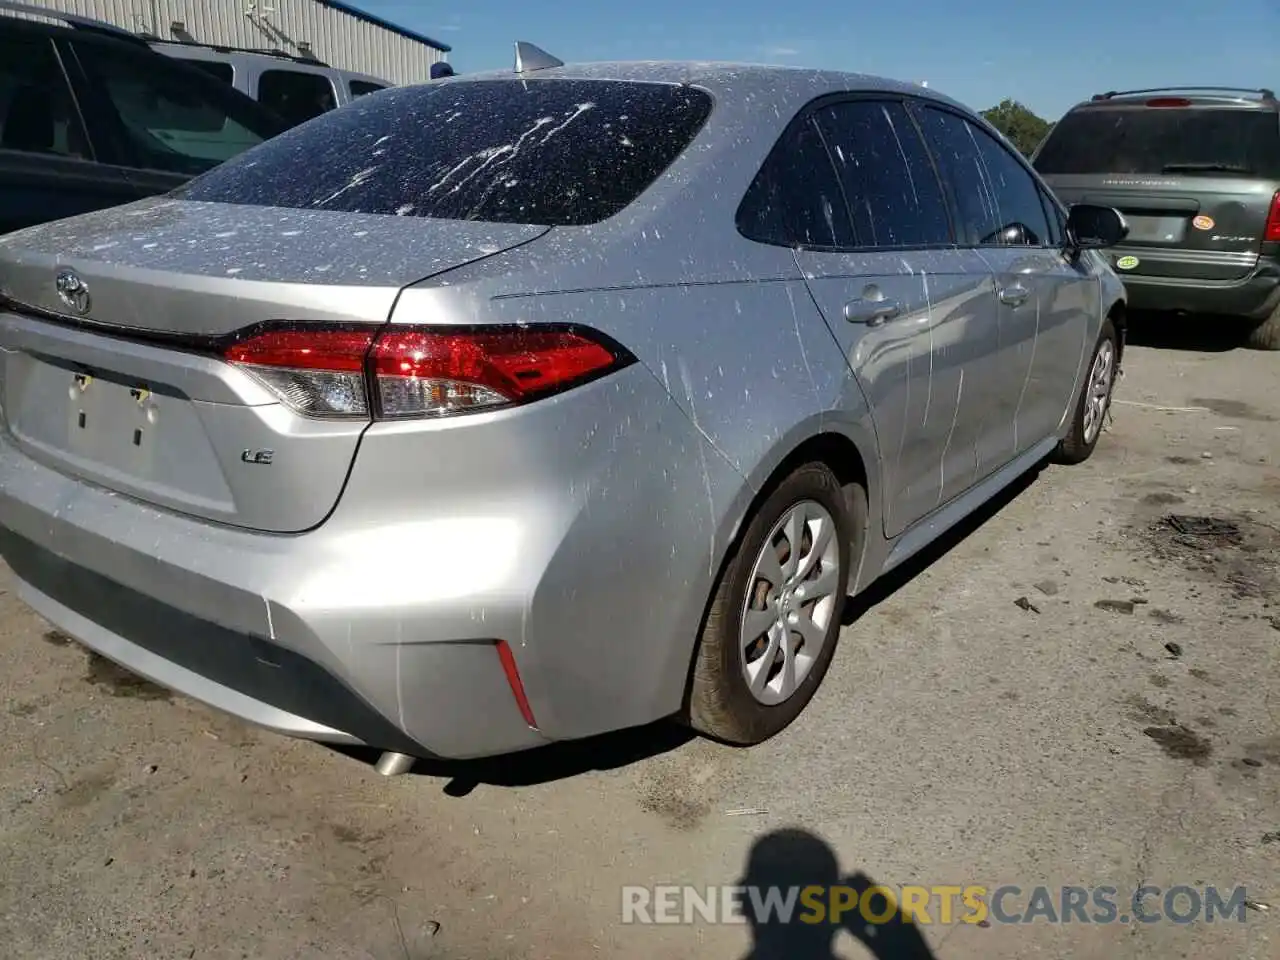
686 463 856 746
1056 317 1119 465
1246 305 1280 351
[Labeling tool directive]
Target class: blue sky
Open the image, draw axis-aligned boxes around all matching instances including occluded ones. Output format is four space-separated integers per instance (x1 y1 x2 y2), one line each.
362 0 1276 120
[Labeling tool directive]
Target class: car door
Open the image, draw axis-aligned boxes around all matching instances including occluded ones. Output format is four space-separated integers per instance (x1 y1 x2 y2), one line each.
789 98 1000 536
60 35 285 199
0 25 134 234
914 104 1091 463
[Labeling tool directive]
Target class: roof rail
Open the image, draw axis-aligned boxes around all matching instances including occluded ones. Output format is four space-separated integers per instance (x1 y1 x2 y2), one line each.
0 0 147 43
1091 86 1276 102
150 38 328 66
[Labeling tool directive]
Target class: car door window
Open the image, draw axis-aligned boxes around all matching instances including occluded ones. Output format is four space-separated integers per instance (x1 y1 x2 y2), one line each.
969 125 1052 247
71 40 272 175
0 33 90 159
737 116 855 249
349 79 385 98
1039 188 1066 246
258 69 336 126
812 100 952 248
187 61 234 85
917 106 1050 247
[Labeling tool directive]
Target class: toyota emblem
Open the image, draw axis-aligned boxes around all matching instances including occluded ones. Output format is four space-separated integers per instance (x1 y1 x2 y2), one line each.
55 268 90 315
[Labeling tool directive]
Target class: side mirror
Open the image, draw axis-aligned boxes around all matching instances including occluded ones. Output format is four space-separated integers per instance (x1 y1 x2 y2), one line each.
430 62 456 80
1065 204 1129 251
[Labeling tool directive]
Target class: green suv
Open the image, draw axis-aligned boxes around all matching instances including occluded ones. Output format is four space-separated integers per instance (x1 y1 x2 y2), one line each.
1034 87 1280 349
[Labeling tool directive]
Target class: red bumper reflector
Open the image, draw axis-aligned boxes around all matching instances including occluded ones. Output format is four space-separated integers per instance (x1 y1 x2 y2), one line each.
495 640 537 729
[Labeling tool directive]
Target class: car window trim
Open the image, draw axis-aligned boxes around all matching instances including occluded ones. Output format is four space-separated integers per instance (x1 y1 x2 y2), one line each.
736 91 962 254
911 100 1060 252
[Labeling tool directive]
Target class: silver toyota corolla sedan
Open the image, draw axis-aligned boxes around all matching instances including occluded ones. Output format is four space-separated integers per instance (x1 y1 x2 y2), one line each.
0 58 1129 770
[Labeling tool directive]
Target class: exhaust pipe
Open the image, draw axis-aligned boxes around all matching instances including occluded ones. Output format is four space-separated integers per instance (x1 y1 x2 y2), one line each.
374 751 416 777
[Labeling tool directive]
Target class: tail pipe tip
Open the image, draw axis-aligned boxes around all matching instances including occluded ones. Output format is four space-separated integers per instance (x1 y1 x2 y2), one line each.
374 751 417 777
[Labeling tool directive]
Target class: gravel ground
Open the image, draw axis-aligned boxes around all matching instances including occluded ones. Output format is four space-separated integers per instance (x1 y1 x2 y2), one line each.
0 318 1276 960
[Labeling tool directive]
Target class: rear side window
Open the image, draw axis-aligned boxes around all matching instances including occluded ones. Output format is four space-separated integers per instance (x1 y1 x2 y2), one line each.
181 79 714 225
737 117 854 248
1033 106 1280 178
186 60 234 85
917 106 1049 246
71 40 275 175
812 100 951 248
0 33 90 159
258 69 336 127
349 79 385 98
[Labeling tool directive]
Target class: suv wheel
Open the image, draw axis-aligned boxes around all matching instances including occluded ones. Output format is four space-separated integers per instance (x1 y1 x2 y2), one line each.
1247 305 1280 351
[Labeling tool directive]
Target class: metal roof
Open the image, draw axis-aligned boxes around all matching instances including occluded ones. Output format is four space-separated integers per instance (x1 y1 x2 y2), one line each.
316 0 450 53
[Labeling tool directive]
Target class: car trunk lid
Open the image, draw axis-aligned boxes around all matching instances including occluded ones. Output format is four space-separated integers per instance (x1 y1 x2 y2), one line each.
0 197 548 334
1034 101 1280 281
0 199 547 533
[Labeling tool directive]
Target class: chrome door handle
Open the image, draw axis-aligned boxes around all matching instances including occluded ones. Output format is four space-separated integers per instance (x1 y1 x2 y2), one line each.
844 298 902 326
998 282 1030 306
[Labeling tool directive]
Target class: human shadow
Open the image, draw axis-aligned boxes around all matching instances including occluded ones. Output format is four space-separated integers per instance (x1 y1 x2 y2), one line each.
735 828 937 960
1124 310 1251 353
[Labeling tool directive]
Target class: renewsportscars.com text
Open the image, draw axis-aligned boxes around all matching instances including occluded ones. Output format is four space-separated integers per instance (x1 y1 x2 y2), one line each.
621 884 1253 925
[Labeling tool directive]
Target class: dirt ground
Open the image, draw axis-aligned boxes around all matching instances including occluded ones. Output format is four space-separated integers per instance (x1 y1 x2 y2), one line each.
1 317 1277 960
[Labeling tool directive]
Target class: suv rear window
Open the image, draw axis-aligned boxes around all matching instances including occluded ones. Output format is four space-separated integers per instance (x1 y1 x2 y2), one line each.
186 61 234 85
179 79 714 225
1034 105 1280 177
257 69 336 127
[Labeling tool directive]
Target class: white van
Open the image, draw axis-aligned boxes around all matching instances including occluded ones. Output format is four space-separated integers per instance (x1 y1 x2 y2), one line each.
150 41 393 128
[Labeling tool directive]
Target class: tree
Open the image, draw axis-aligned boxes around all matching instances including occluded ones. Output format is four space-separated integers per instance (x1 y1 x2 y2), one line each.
981 99 1053 157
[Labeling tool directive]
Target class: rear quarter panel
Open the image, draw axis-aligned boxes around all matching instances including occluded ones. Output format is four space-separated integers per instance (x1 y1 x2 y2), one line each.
391 240 883 732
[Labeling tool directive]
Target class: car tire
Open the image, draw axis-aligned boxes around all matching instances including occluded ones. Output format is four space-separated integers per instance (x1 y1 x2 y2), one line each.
686 462 857 746
1056 317 1119 465
1246 306 1280 351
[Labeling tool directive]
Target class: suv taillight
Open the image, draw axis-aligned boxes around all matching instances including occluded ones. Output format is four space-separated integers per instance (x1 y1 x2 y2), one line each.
1265 190 1280 243
224 324 629 420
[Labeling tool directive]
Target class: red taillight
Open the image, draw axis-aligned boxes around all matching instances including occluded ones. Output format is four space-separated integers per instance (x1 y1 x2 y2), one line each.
225 327 376 417
224 328 375 371
1145 97 1192 107
1265 190 1280 243
223 324 626 420
369 328 620 419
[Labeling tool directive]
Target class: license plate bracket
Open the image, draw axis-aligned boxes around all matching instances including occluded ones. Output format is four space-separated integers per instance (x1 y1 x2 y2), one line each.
66 371 157 475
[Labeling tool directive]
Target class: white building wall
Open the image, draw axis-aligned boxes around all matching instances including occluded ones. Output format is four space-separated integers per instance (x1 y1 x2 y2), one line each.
15 0 448 85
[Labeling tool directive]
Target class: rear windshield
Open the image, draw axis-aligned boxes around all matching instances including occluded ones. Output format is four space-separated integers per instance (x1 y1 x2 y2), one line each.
1033 106 1280 177
179 79 714 225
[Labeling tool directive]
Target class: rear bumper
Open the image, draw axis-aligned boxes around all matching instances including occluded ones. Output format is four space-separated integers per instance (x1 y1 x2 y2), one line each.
3 533 422 754
1117 256 1280 319
0 366 731 760
0 440 544 760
